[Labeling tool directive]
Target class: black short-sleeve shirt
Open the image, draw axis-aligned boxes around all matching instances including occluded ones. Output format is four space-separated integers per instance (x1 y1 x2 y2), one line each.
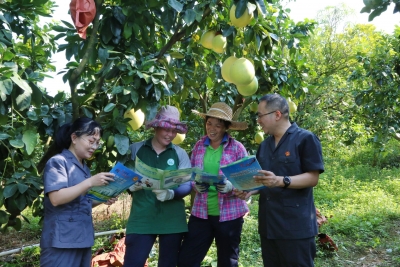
256 123 324 239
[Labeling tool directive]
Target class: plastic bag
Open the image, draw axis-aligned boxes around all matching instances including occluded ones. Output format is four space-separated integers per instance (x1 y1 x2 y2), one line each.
70 0 96 39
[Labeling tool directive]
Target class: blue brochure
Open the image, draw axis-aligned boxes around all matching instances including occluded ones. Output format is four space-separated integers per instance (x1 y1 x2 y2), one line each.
87 162 142 202
220 155 265 191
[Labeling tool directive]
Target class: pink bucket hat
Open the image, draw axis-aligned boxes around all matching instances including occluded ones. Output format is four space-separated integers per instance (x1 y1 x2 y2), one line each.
145 106 188 134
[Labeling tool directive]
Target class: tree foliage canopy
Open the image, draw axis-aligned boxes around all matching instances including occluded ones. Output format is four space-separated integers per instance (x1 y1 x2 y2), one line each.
0 0 315 230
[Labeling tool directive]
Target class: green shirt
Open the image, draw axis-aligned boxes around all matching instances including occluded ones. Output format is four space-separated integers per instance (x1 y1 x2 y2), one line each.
203 145 223 216
126 139 189 234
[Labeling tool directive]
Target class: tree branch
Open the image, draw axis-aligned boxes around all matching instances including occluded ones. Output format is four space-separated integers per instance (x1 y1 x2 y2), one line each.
69 0 103 119
157 3 216 59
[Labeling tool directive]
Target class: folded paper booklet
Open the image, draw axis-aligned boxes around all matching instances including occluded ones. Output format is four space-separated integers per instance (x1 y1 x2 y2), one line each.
191 168 226 185
135 156 193 190
87 162 142 202
220 155 265 191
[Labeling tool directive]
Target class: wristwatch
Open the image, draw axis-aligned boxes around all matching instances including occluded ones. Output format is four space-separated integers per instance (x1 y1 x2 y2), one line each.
283 176 291 188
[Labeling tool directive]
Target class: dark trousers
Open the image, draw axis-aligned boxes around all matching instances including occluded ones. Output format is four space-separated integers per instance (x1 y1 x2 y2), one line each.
123 233 184 267
260 235 316 267
178 215 244 267
40 247 91 267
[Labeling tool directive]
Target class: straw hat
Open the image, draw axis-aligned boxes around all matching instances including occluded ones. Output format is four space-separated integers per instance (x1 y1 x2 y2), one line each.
192 102 248 130
145 106 188 134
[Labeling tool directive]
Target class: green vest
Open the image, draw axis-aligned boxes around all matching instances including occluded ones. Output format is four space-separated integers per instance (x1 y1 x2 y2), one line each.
126 139 188 234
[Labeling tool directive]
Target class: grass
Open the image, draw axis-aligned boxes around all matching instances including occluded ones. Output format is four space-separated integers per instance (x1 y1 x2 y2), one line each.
2 140 400 266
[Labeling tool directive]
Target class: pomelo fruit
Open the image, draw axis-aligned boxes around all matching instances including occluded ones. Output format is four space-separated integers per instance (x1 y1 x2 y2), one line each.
124 108 145 130
221 56 238 83
172 133 185 145
249 102 258 112
230 4 253 28
200 30 216 49
211 34 227 54
230 58 255 85
237 77 258 96
288 98 297 114
255 132 264 144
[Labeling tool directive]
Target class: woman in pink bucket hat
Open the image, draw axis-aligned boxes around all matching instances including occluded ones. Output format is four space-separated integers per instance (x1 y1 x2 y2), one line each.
123 105 191 267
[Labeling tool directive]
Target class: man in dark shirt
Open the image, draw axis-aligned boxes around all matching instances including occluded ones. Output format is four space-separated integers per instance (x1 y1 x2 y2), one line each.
236 93 324 266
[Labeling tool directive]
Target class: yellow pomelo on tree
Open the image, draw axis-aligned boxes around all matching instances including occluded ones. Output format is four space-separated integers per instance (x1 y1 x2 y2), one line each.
230 4 253 28
255 132 264 144
124 108 145 130
249 102 258 112
221 56 238 83
237 77 258 96
172 133 185 145
200 30 216 49
288 98 297 114
211 34 227 54
230 58 255 85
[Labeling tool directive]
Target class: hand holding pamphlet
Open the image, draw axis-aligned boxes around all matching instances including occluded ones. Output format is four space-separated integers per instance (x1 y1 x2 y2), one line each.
220 155 265 191
135 157 193 190
191 168 226 185
87 162 142 202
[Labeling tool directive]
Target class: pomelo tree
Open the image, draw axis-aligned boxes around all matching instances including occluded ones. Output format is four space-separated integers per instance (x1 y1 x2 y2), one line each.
0 0 315 230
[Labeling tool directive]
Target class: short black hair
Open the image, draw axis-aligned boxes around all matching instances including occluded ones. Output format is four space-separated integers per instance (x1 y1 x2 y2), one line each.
55 117 103 150
259 94 289 118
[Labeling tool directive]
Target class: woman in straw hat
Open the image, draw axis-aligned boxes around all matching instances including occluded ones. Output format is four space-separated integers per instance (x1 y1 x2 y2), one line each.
123 105 192 267
178 102 249 267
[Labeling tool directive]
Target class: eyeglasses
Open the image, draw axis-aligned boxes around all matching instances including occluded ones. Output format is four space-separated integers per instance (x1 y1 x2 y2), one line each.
257 110 277 119
80 137 103 149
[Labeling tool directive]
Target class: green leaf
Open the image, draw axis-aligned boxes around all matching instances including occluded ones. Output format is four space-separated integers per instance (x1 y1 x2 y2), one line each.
0 114 7 125
30 83 43 108
21 160 31 168
81 107 93 118
12 74 32 111
11 217 22 231
3 50 14 60
123 24 133 39
104 103 116 112
114 121 126 134
9 139 24 148
184 9 196 26
22 129 37 155
113 6 126 24
170 52 185 59
235 0 248 18
244 27 255 44
111 19 122 37
0 210 9 225
3 184 18 198
101 18 114 44
255 0 267 15
52 25 70 32
161 9 174 32
98 47 110 64
0 79 12 101
114 134 130 155
0 132 10 140
360 6 372 13
0 187 3 207
17 183 29 194
168 0 183 12
15 195 26 211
